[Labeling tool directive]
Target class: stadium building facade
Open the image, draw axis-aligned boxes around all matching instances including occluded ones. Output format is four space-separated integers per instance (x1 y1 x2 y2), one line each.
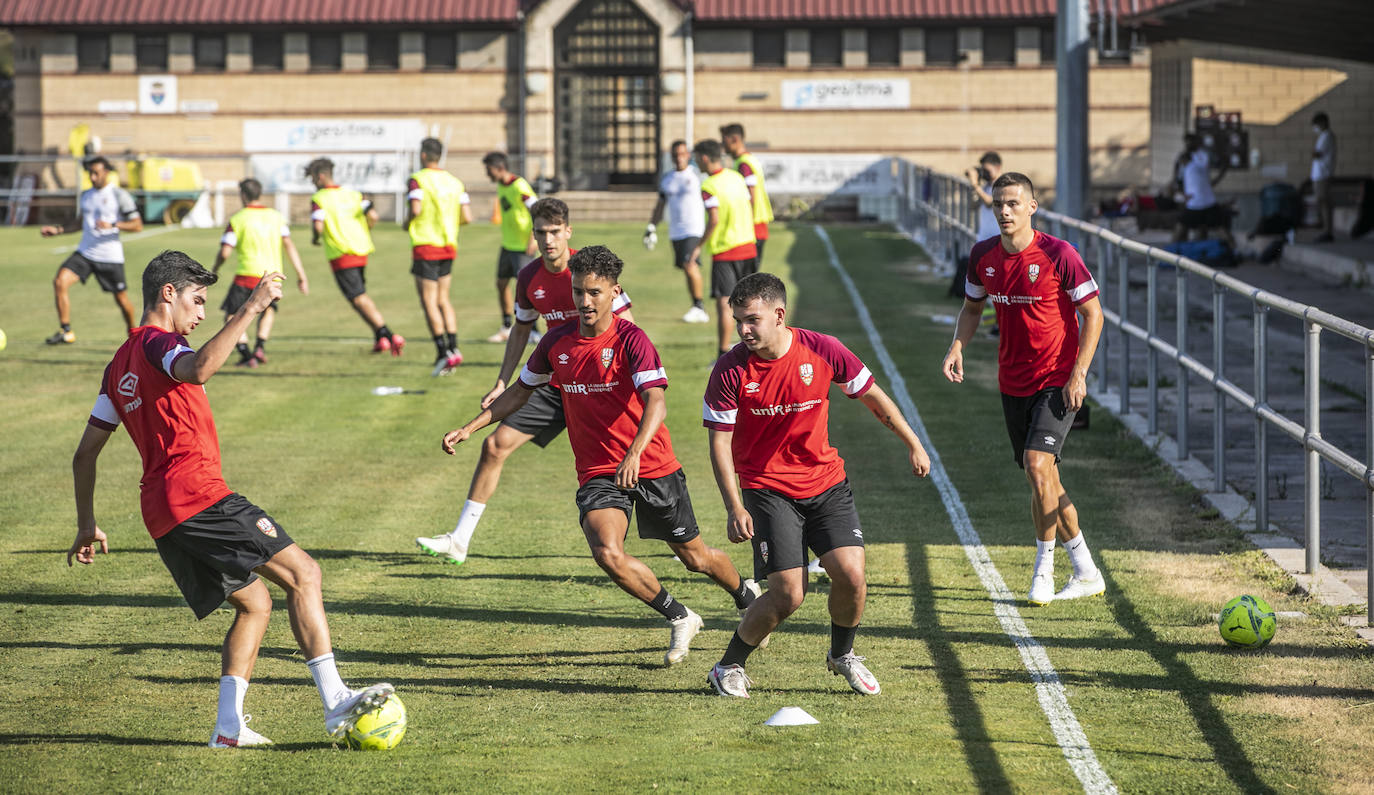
4 0 1152 216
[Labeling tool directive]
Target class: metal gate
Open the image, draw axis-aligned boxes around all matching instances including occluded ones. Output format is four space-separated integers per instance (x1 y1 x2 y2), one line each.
554 0 660 190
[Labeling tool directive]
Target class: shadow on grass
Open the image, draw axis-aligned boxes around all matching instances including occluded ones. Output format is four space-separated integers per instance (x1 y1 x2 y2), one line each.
0 733 201 747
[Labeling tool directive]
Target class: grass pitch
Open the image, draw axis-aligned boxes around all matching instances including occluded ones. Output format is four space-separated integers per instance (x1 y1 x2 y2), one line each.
1 220 1372 793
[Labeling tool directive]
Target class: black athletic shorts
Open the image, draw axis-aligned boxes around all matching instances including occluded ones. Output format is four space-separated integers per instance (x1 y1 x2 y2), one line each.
411 258 454 281
220 282 278 315
755 238 767 267
710 257 758 299
1002 386 1077 468
1179 204 1228 230
502 383 566 447
576 468 700 544
60 252 127 293
333 266 367 300
743 479 862 580
497 249 526 280
154 493 295 620
671 236 702 269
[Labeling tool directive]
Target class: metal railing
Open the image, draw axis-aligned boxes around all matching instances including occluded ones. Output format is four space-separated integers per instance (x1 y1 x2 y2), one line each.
896 161 1374 622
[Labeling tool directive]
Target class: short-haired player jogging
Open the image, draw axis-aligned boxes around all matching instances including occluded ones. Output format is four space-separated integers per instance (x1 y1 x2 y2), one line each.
68 250 394 747
482 152 539 343
416 199 633 565
941 172 1106 606
644 140 709 323
408 138 472 375
704 272 930 698
211 178 309 368
441 246 759 666
720 124 773 266
41 156 142 344
307 157 404 355
689 140 757 358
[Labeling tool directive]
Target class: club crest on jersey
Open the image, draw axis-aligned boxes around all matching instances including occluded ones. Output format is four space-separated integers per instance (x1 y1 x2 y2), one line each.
744 381 760 395
255 517 278 538
117 372 139 398
1028 263 1041 283
799 363 814 386
600 347 614 369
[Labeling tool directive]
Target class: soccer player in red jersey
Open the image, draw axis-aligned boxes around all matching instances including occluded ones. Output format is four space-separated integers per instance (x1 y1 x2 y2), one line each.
941 172 1106 607
68 251 394 748
416 199 634 565
703 272 931 698
441 245 758 666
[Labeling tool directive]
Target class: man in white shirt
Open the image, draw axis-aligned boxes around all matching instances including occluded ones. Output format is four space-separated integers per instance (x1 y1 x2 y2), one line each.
40 156 143 344
1311 112 1336 243
645 140 709 323
1172 136 1234 249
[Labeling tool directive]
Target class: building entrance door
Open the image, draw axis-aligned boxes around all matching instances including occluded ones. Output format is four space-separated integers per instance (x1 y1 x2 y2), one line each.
554 0 660 190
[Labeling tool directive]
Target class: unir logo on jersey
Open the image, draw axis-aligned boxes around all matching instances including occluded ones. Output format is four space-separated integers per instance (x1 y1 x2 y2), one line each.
600 347 613 369
799 362 814 386
256 517 278 538
1028 263 1041 283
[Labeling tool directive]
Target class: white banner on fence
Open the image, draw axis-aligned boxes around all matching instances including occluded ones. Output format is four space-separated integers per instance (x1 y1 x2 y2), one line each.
761 154 897 195
250 154 411 194
243 119 425 153
781 79 909 110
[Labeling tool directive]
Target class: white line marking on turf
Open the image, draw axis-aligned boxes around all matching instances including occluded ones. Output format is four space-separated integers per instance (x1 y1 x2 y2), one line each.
50 224 181 254
814 225 1118 795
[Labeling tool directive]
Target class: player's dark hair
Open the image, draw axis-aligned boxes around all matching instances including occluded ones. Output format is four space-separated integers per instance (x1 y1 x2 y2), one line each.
719 123 745 139
482 151 509 170
729 272 787 308
142 250 218 309
1312 112 1329 128
83 155 113 173
304 157 333 179
239 178 263 201
568 245 623 284
530 197 569 226
693 139 722 162
979 151 1002 167
420 137 444 162
992 171 1036 201
669 139 687 152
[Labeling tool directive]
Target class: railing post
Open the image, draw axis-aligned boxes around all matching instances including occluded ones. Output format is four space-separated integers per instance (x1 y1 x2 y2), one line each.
1213 282 1226 492
1095 236 1109 393
1118 247 1131 414
1366 336 1373 624
1305 318 1321 575
1177 266 1190 461
1254 302 1269 534
1147 253 1159 435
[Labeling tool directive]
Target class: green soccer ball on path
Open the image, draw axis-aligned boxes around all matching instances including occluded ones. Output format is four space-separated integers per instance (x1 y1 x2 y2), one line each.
1218 594 1277 648
345 694 407 750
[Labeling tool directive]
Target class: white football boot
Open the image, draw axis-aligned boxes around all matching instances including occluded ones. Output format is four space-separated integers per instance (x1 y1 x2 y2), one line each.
325 683 395 738
826 651 881 695
707 663 753 698
416 533 467 565
1028 573 1056 606
209 715 273 749
1054 572 1106 601
664 609 703 666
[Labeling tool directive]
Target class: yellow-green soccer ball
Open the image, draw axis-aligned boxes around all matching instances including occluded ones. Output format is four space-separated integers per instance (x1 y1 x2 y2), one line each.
1218 595 1277 648
345 694 407 750
0 328 7 351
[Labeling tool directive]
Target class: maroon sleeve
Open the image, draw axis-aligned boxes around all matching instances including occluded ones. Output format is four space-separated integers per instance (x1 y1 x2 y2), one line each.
1046 237 1100 305
702 352 743 430
141 329 195 380
967 237 1002 290
798 330 873 398
88 362 119 431
622 323 668 393
737 161 755 178
407 177 420 192
514 261 538 313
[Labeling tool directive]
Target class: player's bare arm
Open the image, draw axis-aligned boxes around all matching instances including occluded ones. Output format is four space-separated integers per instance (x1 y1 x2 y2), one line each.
1063 296 1104 412
211 242 234 275
115 215 144 233
942 296 987 383
311 219 324 246
173 274 284 384
615 386 667 489
443 381 535 453
692 206 719 267
282 237 309 294
406 197 423 230
708 429 753 543
482 320 536 408
858 385 931 478
459 203 473 226
69 424 113 566
365 206 379 228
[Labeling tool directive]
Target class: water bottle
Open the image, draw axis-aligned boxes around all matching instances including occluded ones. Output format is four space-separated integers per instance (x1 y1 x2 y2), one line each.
372 386 404 396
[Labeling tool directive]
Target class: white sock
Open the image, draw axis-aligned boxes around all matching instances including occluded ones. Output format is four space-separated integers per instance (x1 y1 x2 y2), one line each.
1065 532 1099 579
451 500 487 548
1034 539 1056 577
307 653 350 710
216 675 248 734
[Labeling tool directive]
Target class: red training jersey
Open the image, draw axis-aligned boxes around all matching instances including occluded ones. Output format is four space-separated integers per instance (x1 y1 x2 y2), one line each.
513 252 632 329
88 327 233 538
966 230 1099 396
703 328 873 499
519 316 677 485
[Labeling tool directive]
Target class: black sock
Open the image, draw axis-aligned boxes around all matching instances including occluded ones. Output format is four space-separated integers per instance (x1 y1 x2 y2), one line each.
254 338 266 353
61 322 71 332
692 299 703 309
647 587 690 621
433 334 447 357
729 579 756 610
502 314 513 329
235 342 252 359
376 325 392 341
720 631 757 668
445 332 457 351
830 623 858 660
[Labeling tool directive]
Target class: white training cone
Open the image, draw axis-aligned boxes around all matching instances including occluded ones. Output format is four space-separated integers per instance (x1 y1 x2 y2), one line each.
765 707 819 726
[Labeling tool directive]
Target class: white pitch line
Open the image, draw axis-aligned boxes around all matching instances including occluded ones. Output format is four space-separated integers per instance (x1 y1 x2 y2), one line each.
814 225 1118 795
50 224 182 254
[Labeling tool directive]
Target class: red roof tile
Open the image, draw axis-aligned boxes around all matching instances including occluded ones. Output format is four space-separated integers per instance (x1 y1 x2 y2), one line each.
0 0 520 26
688 0 1062 21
